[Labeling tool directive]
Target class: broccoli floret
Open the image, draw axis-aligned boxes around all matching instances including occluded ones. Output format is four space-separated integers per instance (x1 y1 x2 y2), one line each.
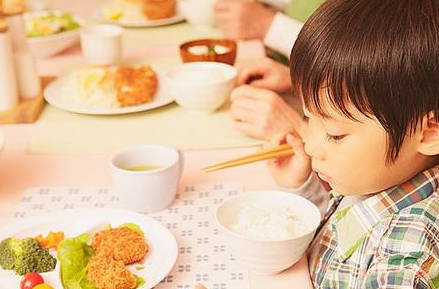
0 238 15 269
0 237 57 275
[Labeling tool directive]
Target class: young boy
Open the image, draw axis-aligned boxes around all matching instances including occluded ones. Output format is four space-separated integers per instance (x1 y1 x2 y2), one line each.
267 0 439 287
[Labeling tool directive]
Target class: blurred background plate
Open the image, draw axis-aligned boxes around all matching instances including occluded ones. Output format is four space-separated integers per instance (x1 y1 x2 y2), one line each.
93 8 184 28
44 71 174 115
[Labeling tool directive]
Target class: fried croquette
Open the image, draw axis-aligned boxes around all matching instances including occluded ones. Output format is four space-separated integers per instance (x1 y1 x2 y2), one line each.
92 227 148 265
143 0 176 20
87 255 137 289
115 66 157 106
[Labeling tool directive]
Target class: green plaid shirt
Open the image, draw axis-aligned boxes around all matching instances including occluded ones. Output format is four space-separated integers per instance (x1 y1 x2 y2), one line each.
309 165 439 288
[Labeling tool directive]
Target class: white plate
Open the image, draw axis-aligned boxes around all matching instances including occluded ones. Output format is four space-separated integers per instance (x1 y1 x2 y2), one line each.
44 71 174 115
94 9 185 28
0 208 178 289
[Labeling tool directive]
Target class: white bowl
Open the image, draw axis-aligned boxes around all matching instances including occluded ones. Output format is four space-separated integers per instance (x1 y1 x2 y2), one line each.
215 190 321 276
165 62 236 115
25 11 84 58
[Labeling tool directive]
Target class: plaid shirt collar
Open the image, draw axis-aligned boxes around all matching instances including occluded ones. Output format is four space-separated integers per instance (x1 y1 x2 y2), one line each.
330 166 439 262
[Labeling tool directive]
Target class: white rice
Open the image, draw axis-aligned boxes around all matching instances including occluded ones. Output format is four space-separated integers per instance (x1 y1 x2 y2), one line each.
60 67 120 109
228 204 305 240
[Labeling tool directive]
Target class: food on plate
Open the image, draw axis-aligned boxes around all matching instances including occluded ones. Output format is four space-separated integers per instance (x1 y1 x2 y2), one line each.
20 272 44 289
57 233 96 289
102 0 176 23
60 65 157 109
20 273 54 289
0 237 57 275
26 12 81 37
143 0 176 20
92 226 149 264
115 66 157 106
34 231 65 250
58 225 146 289
33 285 54 289
228 204 306 240
87 255 137 289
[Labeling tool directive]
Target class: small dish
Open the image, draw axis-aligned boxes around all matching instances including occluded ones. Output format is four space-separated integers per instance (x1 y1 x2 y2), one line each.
165 61 236 115
215 190 321 275
25 11 84 58
180 39 237 65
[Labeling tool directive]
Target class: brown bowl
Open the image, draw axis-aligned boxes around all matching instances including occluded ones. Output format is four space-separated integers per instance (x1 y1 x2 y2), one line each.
179 39 237 65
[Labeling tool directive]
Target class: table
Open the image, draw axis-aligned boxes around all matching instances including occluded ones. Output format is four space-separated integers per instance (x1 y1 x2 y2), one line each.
0 1 313 288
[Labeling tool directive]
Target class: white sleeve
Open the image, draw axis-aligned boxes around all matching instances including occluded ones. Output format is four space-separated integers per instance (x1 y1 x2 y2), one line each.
259 0 290 11
263 12 303 57
288 172 329 217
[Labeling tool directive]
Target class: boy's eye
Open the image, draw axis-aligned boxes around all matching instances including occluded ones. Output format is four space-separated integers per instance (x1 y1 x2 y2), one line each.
325 133 346 142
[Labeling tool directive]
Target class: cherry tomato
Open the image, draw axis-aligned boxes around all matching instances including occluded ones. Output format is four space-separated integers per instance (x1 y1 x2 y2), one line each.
20 273 44 289
33 285 54 289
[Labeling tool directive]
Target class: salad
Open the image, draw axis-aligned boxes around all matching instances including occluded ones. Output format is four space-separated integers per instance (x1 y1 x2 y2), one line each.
0 224 147 289
26 12 81 37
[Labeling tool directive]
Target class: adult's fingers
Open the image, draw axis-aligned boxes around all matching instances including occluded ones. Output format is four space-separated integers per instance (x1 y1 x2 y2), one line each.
230 85 275 102
234 121 265 139
213 0 237 12
247 77 274 90
235 65 266 86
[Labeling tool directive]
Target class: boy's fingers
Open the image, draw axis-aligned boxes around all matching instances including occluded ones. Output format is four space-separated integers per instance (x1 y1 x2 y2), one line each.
286 134 306 157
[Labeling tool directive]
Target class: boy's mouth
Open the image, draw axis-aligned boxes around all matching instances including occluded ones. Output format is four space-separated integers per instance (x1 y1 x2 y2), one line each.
314 168 332 182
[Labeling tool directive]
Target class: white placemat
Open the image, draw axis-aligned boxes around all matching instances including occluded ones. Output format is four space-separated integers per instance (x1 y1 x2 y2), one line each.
14 183 248 289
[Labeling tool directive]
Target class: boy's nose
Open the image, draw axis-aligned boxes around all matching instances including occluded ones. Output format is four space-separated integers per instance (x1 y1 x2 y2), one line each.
303 129 326 161
304 141 325 160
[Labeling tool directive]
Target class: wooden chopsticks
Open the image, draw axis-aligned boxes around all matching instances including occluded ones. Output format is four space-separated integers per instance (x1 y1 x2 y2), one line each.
203 144 293 173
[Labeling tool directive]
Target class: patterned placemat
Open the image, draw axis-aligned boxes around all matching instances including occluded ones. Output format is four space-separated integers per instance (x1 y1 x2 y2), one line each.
14 183 248 289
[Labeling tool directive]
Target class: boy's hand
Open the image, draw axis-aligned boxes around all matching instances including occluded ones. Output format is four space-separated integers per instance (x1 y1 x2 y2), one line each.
235 57 292 94
267 133 312 189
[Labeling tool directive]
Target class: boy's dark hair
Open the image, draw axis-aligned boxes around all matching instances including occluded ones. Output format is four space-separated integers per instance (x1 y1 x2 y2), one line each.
290 0 439 163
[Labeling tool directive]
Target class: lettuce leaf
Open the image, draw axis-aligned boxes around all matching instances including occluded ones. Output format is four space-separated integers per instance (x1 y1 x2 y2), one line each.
119 223 144 235
103 223 144 235
134 274 146 287
57 233 97 289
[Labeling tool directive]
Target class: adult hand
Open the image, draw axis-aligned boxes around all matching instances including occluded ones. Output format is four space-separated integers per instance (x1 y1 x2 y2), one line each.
235 57 292 94
266 132 312 189
230 85 305 140
214 0 276 40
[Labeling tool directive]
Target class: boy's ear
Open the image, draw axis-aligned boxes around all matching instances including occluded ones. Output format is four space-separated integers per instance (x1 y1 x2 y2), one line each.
418 114 439 156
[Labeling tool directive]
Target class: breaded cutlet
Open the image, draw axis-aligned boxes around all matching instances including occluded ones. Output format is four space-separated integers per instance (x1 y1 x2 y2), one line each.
115 66 157 106
87 255 137 289
92 226 148 265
